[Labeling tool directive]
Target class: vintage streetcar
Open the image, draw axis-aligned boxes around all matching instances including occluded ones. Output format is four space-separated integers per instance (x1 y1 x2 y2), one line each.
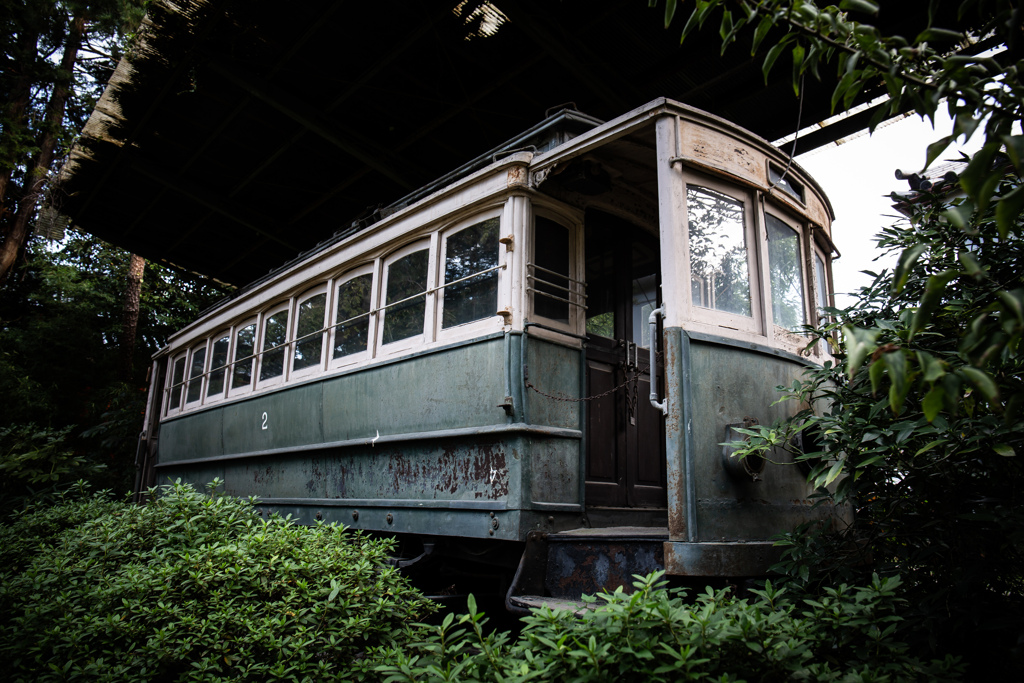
138 97 840 608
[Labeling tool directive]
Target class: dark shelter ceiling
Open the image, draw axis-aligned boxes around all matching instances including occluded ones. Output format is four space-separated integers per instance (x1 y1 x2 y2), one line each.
60 0 969 286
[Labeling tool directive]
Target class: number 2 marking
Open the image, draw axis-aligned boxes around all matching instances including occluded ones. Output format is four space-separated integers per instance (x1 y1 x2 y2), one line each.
261 412 268 430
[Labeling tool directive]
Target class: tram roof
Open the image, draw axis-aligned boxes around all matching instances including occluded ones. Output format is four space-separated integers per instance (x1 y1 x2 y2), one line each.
60 0 971 287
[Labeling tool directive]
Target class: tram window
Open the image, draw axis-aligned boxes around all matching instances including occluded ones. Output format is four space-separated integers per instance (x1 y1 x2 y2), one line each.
532 216 571 324
168 355 186 411
766 214 807 332
442 217 499 329
632 274 658 347
814 251 829 314
382 248 428 344
260 308 289 381
293 290 327 373
686 186 751 317
231 322 256 391
333 273 373 360
185 344 206 404
207 334 230 398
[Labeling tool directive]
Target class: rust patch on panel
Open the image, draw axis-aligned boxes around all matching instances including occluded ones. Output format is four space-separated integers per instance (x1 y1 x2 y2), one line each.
385 440 509 499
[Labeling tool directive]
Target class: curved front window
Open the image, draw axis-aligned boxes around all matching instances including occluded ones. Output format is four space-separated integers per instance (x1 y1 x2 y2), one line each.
766 214 807 332
687 185 751 318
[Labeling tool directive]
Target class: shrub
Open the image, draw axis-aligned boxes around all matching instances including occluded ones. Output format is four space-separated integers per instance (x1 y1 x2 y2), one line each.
0 480 435 682
376 572 962 682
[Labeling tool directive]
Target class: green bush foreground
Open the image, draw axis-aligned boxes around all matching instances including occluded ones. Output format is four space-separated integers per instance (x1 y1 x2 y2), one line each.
0 483 962 682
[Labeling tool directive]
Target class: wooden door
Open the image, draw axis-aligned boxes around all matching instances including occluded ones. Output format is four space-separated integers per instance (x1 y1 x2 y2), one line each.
583 211 667 508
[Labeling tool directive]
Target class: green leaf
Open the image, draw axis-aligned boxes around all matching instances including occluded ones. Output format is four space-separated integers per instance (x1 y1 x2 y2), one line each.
840 0 880 14
995 183 1024 240
763 42 788 83
959 142 999 208
821 458 845 488
996 288 1024 324
869 356 886 395
914 438 946 456
831 71 859 114
994 443 1016 457
884 351 908 414
925 136 954 170
910 270 957 340
917 350 945 382
752 15 773 54
958 251 984 278
960 366 1000 405
922 385 945 421
843 325 880 380
892 243 927 294
1002 134 1024 172
914 27 963 42
663 0 678 27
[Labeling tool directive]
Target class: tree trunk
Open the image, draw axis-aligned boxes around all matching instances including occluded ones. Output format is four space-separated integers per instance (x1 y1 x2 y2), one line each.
0 14 85 284
0 30 39 214
121 253 146 380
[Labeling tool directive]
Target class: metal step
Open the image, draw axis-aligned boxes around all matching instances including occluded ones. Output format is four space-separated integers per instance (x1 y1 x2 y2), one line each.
505 527 668 614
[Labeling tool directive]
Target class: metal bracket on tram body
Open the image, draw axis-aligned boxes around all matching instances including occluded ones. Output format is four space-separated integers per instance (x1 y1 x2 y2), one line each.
648 306 667 415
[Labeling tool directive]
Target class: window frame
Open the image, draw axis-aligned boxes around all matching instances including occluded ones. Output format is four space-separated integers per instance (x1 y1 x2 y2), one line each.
435 211 504 341
527 206 583 336
329 264 377 370
204 330 232 404
183 340 209 407
680 173 763 336
762 208 810 337
376 239 435 357
228 318 258 398
257 301 293 388
290 285 329 380
165 352 188 416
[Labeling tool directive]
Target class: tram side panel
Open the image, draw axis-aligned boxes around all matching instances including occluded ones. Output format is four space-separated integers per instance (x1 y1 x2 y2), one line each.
154 335 584 538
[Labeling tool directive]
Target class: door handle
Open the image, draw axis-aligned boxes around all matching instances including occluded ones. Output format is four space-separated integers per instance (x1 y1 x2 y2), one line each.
648 306 667 415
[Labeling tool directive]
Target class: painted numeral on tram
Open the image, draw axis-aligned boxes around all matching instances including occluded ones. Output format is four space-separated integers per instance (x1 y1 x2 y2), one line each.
261 412 268 430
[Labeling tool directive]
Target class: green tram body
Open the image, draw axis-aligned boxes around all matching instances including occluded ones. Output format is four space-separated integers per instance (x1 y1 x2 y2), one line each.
141 98 839 586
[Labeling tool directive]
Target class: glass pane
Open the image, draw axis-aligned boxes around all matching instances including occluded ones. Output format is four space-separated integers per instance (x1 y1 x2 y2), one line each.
766 215 807 332
169 357 186 410
815 252 828 312
334 274 372 359
687 186 751 317
632 273 658 347
232 324 255 390
534 216 570 324
186 347 206 404
443 218 499 329
260 310 289 381
207 336 230 397
293 293 327 371
383 249 428 344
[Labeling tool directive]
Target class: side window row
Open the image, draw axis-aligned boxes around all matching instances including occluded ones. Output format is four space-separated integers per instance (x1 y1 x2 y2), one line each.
165 216 502 414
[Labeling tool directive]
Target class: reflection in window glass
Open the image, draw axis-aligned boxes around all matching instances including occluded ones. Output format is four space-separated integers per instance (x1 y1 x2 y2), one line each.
383 249 428 344
632 274 658 347
443 218 499 329
186 346 206 403
293 293 326 372
815 252 828 312
232 324 256 390
207 336 230 397
260 310 289 380
169 357 186 410
766 215 807 332
687 186 751 317
533 216 570 324
334 274 372 359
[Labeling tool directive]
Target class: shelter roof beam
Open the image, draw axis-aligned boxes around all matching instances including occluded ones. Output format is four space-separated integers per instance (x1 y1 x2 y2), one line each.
129 156 298 251
207 60 417 191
